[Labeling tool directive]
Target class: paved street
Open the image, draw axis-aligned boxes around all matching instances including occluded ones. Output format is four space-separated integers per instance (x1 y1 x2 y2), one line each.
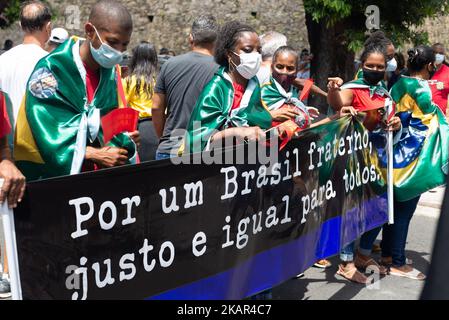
273 187 446 300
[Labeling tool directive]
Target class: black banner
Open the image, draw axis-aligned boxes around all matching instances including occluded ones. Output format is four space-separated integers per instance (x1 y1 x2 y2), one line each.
13 116 387 299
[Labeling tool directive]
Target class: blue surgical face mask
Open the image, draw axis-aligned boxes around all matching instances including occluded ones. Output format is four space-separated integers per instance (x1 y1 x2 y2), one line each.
89 25 123 69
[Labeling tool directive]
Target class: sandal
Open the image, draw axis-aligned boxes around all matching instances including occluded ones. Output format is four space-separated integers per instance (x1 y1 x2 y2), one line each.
389 266 426 280
336 264 370 284
355 256 388 275
314 259 332 269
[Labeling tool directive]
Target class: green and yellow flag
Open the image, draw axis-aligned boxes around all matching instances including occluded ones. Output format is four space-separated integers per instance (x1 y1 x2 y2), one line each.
390 76 449 201
185 67 272 153
14 37 134 181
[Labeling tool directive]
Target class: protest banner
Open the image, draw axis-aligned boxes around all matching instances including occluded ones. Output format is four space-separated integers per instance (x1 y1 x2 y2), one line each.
4 115 387 299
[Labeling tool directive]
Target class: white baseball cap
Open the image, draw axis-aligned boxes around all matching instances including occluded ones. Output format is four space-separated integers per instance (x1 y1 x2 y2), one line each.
49 28 69 44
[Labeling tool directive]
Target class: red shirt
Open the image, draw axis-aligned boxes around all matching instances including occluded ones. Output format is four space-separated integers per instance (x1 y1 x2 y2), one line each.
82 63 100 172
352 88 386 131
83 62 100 103
231 82 245 111
430 64 449 114
352 88 386 111
0 92 11 139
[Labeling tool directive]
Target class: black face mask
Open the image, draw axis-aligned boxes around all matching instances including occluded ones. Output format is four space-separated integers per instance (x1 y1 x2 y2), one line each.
362 68 385 85
272 70 296 91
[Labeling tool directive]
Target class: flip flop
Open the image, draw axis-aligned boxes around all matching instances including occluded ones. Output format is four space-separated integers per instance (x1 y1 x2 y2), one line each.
389 267 426 280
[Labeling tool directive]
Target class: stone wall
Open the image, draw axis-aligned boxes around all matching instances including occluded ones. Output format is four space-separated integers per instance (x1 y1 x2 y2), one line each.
1 1 448 55
0 0 310 54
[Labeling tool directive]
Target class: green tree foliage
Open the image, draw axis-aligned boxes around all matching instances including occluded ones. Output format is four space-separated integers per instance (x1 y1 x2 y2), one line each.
0 0 23 29
303 0 449 51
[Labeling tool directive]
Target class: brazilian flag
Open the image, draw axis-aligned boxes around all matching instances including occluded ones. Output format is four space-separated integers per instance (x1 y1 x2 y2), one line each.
14 37 135 181
185 67 272 153
390 76 449 201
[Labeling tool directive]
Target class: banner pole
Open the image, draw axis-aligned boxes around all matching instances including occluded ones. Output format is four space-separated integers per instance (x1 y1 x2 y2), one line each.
0 179 22 300
388 130 394 225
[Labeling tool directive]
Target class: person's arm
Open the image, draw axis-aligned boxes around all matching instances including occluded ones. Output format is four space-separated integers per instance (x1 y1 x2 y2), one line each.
293 78 328 98
0 137 25 208
85 146 129 168
152 92 167 138
327 77 353 111
210 126 265 147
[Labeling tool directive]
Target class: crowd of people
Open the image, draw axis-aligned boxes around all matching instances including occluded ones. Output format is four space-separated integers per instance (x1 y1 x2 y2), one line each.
0 0 448 299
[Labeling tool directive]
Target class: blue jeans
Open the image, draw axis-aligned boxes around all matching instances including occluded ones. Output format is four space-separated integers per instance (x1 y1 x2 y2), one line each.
155 152 172 160
381 196 421 267
340 226 382 261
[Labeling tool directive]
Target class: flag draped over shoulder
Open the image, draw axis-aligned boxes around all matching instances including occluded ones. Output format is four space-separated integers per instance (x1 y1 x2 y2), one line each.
185 67 272 153
390 76 449 201
14 36 134 181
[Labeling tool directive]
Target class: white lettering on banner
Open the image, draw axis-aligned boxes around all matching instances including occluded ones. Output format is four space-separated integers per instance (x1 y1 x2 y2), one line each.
221 166 238 200
70 195 141 239
192 232 207 257
301 180 337 224
67 238 177 300
343 162 381 193
184 181 204 209
61 123 380 300
220 200 293 251
306 131 372 170
159 187 180 213
121 196 140 225
119 254 136 282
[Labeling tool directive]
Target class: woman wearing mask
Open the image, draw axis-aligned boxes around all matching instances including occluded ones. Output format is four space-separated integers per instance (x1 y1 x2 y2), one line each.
123 41 158 161
429 43 449 115
327 43 402 284
261 46 318 122
381 46 449 280
355 31 396 89
185 21 272 154
261 46 319 129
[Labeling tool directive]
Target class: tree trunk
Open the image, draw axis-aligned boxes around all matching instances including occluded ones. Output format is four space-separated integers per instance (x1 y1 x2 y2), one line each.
305 13 355 112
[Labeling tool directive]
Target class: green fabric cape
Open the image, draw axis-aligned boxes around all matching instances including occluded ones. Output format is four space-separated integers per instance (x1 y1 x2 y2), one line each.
14 37 135 181
185 67 272 153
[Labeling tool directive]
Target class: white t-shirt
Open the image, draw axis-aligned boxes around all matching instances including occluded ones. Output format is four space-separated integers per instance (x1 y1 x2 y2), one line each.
0 44 48 124
256 65 272 85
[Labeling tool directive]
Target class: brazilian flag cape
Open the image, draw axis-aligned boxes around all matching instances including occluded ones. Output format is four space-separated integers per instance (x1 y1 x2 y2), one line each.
184 67 272 153
260 76 302 110
14 37 135 181
390 76 449 201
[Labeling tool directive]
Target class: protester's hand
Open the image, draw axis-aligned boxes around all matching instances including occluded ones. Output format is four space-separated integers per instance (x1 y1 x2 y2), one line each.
234 126 265 143
128 130 141 149
327 77 344 91
270 107 300 122
307 107 320 119
86 146 129 168
340 106 358 116
0 159 26 209
386 116 402 131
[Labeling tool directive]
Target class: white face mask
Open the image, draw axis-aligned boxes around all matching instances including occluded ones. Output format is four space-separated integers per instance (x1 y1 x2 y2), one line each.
435 53 445 65
231 51 261 79
386 57 397 72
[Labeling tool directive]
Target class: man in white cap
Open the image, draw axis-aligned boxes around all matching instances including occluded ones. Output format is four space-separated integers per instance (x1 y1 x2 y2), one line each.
45 27 69 52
